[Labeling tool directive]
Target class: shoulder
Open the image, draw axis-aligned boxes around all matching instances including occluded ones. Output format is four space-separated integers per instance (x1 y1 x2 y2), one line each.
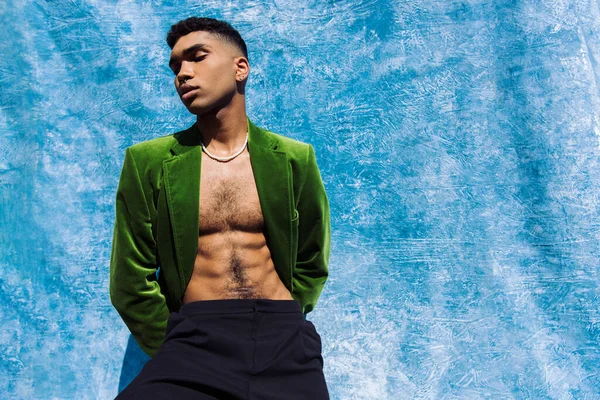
127 133 176 158
260 126 312 162
124 127 187 168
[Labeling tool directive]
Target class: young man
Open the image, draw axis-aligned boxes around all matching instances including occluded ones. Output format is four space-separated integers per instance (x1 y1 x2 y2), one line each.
110 17 331 399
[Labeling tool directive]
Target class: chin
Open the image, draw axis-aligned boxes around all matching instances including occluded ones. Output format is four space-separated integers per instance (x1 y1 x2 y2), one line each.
187 97 227 116
185 99 210 115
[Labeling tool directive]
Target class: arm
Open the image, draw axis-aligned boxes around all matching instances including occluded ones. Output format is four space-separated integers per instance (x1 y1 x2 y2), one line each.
109 147 170 358
293 144 331 315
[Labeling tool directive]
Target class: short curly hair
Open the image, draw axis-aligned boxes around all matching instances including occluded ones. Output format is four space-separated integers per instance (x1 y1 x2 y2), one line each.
166 17 248 60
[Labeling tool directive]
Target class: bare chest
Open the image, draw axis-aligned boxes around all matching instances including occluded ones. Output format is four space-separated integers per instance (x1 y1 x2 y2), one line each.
198 153 264 234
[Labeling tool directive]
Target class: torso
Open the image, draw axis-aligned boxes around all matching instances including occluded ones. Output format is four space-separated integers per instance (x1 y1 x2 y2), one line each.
181 146 293 304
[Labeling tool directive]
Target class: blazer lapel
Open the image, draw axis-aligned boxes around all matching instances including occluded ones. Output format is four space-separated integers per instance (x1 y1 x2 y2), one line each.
247 119 294 289
160 117 294 303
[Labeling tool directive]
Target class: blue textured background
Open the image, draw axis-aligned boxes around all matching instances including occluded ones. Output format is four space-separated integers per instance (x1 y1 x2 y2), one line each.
2 1 600 399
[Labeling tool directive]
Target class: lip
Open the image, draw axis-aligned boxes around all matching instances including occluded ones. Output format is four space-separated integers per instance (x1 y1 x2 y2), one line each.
181 88 199 101
179 83 199 99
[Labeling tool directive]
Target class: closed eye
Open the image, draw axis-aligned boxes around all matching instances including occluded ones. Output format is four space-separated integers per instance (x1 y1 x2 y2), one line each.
171 55 206 74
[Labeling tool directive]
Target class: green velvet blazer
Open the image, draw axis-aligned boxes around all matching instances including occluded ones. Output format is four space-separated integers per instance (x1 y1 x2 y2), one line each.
109 116 331 358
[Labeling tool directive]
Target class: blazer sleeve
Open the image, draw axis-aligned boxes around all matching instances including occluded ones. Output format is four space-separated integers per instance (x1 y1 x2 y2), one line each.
109 147 170 358
293 144 331 315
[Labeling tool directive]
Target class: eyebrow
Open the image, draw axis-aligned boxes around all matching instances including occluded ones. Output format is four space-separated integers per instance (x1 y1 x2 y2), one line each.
169 43 210 69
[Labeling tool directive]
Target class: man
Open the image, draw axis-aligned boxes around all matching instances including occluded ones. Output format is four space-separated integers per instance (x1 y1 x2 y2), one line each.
110 16 331 399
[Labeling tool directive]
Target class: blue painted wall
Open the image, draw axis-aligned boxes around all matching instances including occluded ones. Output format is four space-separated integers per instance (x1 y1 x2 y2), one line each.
2 1 600 398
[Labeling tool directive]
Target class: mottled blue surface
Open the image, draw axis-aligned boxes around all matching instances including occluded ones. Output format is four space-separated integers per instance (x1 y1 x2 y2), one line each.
2 0 600 399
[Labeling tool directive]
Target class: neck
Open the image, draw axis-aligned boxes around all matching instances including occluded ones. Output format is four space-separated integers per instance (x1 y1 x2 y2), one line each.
195 98 248 155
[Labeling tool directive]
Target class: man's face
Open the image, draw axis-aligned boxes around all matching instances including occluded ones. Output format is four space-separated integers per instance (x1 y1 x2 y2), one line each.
169 31 247 115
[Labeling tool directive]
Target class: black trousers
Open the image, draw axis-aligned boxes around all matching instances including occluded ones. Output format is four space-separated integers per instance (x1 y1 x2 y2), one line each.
115 299 329 400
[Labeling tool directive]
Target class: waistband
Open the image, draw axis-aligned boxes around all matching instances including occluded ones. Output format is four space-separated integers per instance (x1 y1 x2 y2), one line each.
179 298 303 316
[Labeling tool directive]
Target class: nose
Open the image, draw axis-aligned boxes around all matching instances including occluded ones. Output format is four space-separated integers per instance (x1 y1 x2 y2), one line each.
176 61 194 84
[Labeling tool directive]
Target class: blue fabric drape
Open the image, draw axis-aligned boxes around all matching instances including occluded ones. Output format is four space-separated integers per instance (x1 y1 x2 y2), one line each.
2 1 600 398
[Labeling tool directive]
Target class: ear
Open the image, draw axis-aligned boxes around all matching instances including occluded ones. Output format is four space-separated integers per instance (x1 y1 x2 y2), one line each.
234 56 250 80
